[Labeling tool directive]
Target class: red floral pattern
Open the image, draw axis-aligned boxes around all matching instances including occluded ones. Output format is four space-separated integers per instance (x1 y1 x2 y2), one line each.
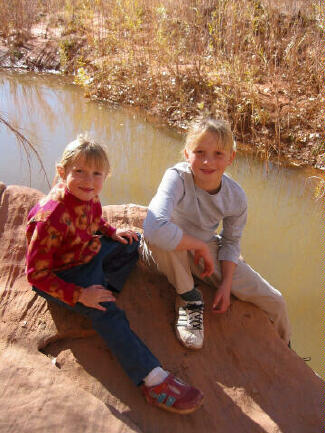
26 183 116 306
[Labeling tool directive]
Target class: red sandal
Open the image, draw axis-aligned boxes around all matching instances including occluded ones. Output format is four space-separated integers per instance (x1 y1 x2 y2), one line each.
142 373 204 414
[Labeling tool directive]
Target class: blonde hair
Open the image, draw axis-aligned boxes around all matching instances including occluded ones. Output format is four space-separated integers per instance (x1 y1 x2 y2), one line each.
184 117 236 153
55 134 110 183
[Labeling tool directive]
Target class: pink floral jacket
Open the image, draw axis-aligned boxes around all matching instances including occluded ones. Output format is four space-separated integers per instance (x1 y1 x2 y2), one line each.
26 183 116 306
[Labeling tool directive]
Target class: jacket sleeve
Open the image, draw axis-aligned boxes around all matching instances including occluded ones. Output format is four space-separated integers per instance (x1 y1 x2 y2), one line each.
98 217 116 237
143 168 184 250
95 201 116 237
26 219 83 306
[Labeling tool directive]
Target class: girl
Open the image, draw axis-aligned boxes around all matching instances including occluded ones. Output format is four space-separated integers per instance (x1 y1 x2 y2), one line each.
143 117 291 350
26 134 204 414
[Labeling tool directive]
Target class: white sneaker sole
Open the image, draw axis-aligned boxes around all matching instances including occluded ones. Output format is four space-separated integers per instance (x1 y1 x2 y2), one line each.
175 326 204 350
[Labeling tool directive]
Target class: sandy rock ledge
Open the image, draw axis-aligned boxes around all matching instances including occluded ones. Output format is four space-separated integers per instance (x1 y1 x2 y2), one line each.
0 183 323 433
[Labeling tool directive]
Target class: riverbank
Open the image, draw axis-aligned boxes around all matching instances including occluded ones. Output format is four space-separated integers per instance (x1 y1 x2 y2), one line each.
0 1 323 170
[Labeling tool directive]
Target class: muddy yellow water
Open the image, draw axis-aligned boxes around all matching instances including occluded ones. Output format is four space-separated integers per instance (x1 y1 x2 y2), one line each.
0 71 323 378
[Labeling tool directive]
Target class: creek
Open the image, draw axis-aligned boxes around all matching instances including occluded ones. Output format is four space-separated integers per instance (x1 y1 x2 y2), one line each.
0 70 322 378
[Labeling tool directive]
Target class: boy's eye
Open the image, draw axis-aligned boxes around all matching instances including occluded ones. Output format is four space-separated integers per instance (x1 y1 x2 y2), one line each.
75 169 83 173
94 171 103 176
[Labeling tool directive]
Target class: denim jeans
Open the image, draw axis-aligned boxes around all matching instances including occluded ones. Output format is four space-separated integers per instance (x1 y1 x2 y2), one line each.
33 236 160 385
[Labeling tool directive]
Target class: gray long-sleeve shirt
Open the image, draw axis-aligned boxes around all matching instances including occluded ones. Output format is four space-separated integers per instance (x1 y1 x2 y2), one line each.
143 162 247 264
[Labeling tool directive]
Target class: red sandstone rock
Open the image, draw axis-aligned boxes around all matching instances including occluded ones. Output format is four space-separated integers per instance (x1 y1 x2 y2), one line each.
0 183 323 433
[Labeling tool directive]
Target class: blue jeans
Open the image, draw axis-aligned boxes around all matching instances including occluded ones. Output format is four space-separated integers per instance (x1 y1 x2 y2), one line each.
33 236 160 385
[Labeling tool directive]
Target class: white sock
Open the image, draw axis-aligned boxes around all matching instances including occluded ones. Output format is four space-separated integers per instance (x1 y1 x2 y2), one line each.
143 366 169 387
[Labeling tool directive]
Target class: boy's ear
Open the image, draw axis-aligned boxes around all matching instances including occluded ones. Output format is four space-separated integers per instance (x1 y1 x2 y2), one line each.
228 151 236 165
184 148 189 161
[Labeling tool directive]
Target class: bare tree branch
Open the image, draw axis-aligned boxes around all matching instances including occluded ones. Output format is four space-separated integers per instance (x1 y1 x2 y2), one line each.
0 113 50 188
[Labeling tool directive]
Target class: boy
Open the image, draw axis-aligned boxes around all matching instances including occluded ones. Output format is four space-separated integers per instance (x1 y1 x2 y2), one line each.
143 117 290 350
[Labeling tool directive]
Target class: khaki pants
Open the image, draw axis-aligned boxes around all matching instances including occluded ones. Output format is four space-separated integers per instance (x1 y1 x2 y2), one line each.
143 238 291 344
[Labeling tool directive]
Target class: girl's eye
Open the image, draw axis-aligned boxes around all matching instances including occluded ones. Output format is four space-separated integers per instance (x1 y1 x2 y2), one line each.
94 171 103 176
75 169 83 173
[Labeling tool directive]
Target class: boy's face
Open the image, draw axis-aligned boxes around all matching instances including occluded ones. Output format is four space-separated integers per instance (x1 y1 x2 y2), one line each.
184 131 235 193
57 156 107 201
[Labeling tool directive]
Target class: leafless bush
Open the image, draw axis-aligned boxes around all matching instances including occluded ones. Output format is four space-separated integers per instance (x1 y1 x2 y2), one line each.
2 0 323 163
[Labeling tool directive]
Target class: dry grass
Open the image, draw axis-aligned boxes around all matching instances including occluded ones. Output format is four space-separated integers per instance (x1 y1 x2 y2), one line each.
1 0 323 166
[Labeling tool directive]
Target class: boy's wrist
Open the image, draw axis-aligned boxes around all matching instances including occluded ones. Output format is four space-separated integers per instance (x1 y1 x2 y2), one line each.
189 236 206 251
220 275 233 284
176 233 203 251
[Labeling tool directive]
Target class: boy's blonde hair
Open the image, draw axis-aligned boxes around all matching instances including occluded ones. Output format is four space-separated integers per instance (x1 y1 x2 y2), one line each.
57 133 110 176
184 117 236 153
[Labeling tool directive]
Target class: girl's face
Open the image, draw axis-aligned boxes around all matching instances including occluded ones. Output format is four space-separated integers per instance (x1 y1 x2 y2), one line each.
57 156 107 201
184 131 235 193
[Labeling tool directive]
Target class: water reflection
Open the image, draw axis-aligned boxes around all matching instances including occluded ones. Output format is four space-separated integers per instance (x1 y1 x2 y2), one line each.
0 71 182 203
0 70 322 379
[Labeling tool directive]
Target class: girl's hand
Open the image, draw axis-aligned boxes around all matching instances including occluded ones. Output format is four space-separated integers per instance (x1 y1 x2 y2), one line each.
79 285 116 311
111 229 138 245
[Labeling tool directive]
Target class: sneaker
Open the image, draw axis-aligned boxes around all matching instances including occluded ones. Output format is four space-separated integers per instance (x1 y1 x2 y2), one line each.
142 373 204 414
175 297 204 350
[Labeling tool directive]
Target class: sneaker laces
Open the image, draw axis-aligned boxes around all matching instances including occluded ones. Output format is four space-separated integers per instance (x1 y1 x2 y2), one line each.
185 303 204 330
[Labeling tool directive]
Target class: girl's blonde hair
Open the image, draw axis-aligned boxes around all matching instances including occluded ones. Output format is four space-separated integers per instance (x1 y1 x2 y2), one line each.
184 117 236 153
56 133 110 177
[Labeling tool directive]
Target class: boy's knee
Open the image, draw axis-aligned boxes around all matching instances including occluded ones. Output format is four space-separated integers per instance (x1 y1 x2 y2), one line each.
271 288 286 305
268 292 288 321
277 293 288 313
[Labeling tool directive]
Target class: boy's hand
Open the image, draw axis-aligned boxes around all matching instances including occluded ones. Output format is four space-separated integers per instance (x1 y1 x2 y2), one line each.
193 244 214 278
111 229 138 245
212 282 231 313
213 260 236 313
79 285 116 311
176 233 214 277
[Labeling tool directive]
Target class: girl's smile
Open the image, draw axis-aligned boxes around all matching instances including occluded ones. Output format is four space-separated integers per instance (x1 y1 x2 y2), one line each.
185 131 235 194
79 187 94 192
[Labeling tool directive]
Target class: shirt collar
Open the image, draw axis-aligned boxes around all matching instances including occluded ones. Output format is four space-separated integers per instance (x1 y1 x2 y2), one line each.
54 182 93 206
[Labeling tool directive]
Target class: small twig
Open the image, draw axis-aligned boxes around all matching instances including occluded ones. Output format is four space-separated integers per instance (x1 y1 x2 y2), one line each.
0 114 50 188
